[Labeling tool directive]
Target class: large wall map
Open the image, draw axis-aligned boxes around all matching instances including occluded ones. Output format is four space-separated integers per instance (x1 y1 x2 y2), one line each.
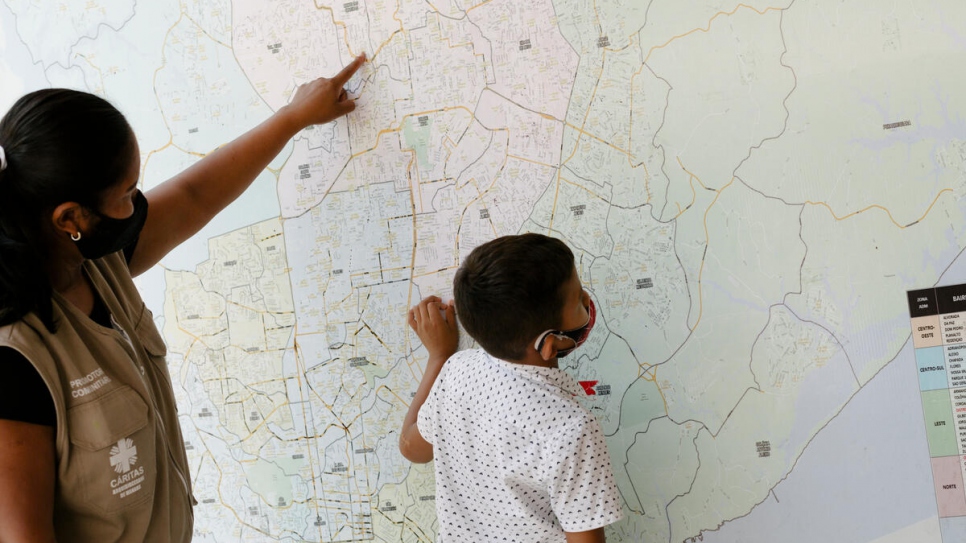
3 0 966 541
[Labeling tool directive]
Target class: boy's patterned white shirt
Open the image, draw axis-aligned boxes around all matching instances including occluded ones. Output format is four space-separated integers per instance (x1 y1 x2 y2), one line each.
417 348 624 542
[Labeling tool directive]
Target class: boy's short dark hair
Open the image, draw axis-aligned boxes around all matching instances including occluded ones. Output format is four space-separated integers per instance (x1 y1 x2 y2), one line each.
453 233 575 361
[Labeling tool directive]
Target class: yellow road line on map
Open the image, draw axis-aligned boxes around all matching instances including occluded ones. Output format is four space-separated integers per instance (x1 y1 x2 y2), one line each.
506 154 557 169
240 402 291 440
182 12 231 49
411 265 459 279
669 158 702 220
644 4 786 63
691 176 736 330
74 53 105 93
464 0 493 14
559 175 610 203
152 13 187 148
552 42 611 231
404 145 422 384
190 426 279 538
291 327 328 537
627 47 654 204
804 188 954 229
313 2 359 58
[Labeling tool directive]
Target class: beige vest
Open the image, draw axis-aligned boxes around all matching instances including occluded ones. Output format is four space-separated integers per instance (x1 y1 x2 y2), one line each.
0 252 195 542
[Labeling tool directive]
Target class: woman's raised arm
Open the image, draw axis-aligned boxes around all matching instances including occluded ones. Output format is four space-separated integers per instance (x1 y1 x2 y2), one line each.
128 54 366 277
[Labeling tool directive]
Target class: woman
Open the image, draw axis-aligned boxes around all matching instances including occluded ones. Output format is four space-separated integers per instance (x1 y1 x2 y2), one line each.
0 54 366 542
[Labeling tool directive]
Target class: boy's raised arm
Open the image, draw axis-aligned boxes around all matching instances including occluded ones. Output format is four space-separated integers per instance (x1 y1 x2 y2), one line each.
399 296 458 463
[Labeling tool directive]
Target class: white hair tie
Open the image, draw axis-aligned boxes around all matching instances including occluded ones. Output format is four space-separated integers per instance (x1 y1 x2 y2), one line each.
0 145 6 171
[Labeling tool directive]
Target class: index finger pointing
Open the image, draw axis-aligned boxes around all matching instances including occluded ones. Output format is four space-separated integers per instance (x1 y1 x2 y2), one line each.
334 53 367 87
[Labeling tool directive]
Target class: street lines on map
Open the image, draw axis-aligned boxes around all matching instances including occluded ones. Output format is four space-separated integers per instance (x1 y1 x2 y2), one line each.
670 159 704 220
411 266 459 279
140 141 205 184
641 365 671 416
803 188 954 230
464 0 494 14
185 419 279 539
239 402 291 441
149 12 222 162
735 174 954 230
291 334 344 539
312 2 365 59
642 4 790 63
693 172 736 332
508 153 562 171
400 511 435 543
354 321 391 352
407 147 427 220
549 40 651 232
485 86 632 159
549 44 611 232
369 29 405 65
437 18 491 74
403 141 424 384
226 299 294 318
74 53 106 94
310 0 437 68
627 55 656 205
462 172 502 238
349 107 469 162
558 176 616 208
181 11 231 49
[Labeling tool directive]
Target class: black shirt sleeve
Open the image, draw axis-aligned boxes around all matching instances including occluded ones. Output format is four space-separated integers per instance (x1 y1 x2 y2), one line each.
0 347 56 427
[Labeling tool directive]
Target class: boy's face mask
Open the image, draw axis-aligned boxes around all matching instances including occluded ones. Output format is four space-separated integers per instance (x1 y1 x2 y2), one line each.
534 297 596 358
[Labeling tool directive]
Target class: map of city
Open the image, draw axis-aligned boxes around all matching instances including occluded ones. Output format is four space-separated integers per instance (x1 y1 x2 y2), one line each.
3 0 966 541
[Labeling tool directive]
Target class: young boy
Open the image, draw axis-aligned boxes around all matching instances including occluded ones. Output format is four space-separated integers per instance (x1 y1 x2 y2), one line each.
399 233 624 542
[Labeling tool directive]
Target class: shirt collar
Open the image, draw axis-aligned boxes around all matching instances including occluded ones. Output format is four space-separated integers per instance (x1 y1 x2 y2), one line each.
487 352 585 398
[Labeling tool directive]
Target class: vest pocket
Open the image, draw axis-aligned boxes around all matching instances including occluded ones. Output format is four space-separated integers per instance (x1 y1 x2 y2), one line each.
68 385 157 513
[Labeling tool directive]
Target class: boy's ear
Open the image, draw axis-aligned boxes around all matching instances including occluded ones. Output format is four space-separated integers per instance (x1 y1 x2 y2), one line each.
539 336 559 361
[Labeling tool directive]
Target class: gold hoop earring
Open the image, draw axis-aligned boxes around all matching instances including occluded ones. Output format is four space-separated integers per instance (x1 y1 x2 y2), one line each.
71 231 82 242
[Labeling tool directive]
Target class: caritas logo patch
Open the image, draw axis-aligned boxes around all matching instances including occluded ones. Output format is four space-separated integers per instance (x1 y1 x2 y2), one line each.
110 438 138 473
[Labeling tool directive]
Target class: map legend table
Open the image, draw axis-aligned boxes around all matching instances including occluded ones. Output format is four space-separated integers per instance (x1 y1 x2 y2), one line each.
909 284 966 541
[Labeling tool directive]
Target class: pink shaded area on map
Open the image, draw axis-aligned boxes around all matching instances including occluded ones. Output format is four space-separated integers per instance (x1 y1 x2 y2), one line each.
931 456 966 517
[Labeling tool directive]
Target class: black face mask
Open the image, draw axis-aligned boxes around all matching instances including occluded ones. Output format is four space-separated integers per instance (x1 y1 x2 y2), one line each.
75 190 149 260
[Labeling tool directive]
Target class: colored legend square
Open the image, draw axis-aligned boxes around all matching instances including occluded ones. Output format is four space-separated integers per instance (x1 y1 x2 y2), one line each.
918 346 950 391
923 389 959 458
932 456 966 517
914 315 944 348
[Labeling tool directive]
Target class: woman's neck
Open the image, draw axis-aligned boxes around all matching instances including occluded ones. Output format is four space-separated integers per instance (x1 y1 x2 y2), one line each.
45 239 93 313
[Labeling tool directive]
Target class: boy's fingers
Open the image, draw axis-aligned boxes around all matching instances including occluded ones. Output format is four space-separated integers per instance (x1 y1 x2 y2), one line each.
416 301 430 325
333 53 367 87
426 301 442 324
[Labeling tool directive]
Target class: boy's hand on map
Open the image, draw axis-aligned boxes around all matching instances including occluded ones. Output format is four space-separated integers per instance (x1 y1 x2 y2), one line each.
409 296 459 363
282 53 366 128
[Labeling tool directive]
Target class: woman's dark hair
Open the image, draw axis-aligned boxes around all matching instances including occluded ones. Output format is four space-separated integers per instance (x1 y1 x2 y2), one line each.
453 233 575 361
0 89 135 331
